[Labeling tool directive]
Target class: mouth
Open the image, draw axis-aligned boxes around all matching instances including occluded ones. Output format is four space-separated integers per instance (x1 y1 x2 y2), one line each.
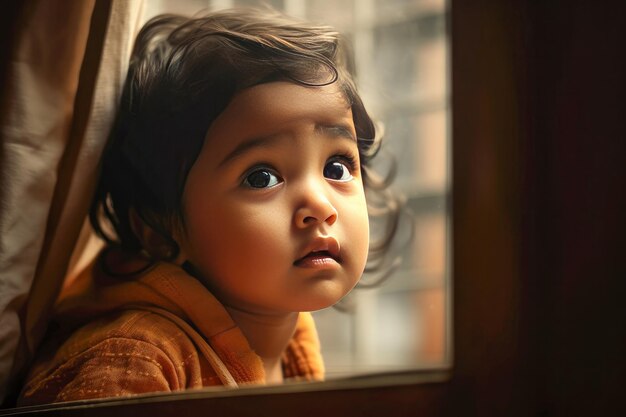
294 238 341 268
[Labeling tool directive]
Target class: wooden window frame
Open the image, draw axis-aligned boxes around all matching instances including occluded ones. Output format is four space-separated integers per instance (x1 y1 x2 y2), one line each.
3 0 624 415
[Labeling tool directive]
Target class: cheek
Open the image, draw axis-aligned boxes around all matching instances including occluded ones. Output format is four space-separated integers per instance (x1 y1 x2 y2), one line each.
340 192 370 271
187 198 288 270
228 210 288 258
355 204 371 267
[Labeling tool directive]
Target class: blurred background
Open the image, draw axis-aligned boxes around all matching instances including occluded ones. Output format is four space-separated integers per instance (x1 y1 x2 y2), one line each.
144 0 451 378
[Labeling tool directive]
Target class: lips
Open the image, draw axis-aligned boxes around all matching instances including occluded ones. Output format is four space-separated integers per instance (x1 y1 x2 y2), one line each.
294 237 341 267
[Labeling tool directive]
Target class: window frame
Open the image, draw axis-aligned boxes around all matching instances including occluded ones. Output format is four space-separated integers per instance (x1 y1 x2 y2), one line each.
4 0 624 415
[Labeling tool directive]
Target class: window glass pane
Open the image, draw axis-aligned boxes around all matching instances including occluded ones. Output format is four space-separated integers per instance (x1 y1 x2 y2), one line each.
374 0 447 17
369 14 446 105
142 0 451 378
305 0 355 31
235 0 284 9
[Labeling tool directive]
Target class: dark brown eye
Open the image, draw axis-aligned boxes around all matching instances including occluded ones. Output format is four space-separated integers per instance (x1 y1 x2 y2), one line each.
244 169 281 188
324 161 352 181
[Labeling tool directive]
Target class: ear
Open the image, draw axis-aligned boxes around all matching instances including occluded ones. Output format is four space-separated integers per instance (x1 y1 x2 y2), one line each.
128 208 182 262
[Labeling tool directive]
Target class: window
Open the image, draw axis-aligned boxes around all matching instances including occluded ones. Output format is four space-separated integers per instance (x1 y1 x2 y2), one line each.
144 0 451 378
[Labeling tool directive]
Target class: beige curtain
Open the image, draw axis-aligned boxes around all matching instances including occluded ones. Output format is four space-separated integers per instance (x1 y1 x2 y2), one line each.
0 0 144 404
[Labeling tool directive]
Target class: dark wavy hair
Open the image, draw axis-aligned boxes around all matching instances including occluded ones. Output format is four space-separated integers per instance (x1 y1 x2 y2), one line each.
90 8 402 283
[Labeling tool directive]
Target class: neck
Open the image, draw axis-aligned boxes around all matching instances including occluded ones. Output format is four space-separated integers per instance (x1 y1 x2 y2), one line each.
225 307 299 384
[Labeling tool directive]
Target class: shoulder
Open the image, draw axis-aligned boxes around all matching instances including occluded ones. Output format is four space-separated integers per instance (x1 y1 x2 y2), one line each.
19 309 208 405
61 309 199 369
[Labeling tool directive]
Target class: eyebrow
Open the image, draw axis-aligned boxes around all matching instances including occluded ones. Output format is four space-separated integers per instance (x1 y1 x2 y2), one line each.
218 123 357 168
314 123 357 143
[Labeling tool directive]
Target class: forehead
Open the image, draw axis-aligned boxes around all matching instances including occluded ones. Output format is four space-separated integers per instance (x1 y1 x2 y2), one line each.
203 82 354 148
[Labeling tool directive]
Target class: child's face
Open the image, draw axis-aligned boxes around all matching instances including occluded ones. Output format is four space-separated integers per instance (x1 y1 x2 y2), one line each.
177 81 369 314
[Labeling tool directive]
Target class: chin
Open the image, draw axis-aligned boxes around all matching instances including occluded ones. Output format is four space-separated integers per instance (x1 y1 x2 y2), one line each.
296 286 355 312
297 299 339 312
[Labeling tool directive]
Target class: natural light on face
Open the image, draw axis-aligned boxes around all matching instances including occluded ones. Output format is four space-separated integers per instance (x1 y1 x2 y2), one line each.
177 82 370 314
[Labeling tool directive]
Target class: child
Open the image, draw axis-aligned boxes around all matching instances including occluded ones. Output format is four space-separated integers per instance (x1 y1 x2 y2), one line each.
18 8 400 405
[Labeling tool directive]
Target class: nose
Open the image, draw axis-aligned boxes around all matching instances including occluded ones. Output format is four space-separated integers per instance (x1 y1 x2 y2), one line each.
294 185 338 229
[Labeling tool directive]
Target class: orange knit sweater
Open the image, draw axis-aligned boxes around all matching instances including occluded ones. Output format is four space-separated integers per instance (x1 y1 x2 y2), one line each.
18 252 324 405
